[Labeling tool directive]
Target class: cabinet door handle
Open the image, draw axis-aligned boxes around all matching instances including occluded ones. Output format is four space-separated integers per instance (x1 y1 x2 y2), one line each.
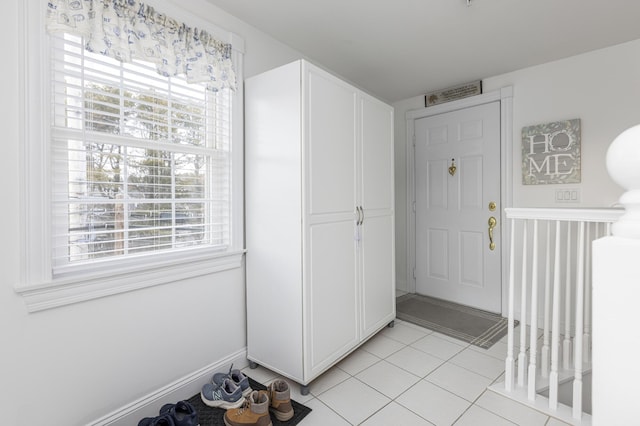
356 206 363 225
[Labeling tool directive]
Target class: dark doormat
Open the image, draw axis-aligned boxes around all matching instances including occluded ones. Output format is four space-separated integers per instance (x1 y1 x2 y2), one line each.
396 293 517 349
186 377 311 426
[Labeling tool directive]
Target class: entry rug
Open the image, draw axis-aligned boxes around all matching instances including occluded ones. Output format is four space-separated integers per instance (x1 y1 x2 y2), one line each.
396 293 516 349
186 377 311 426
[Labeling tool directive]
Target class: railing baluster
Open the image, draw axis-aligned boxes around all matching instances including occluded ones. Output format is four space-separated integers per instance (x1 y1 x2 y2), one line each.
505 217 516 392
541 220 552 378
549 220 561 411
573 221 586 419
563 222 573 370
583 223 593 364
528 219 539 401
518 220 528 387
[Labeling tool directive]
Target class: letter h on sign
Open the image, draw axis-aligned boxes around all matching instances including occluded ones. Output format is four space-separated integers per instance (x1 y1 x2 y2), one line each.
521 119 581 185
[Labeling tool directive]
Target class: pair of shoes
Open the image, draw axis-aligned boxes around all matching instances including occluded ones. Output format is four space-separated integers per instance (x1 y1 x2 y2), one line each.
223 391 271 426
223 379 294 426
201 377 244 409
212 364 252 397
138 400 198 426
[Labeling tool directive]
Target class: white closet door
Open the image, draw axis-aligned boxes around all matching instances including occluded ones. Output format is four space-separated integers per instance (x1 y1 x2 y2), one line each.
304 63 359 376
359 94 395 338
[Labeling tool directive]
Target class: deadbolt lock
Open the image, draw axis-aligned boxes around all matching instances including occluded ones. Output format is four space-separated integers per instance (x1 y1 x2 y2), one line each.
489 201 497 212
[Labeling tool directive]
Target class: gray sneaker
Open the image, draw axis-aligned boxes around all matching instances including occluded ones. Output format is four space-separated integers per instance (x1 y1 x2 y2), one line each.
212 364 252 397
201 378 244 409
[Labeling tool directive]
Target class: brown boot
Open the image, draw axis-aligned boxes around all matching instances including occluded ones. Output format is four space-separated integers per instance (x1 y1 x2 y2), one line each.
223 391 272 426
267 379 294 421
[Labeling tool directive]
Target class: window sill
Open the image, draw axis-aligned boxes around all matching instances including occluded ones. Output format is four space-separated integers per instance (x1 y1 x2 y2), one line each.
15 250 245 313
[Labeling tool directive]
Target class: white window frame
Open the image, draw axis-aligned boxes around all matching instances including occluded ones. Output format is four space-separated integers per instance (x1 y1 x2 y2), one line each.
16 0 246 312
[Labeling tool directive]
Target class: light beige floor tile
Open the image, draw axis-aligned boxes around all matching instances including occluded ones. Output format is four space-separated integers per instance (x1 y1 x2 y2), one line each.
429 331 471 347
396 380 471 426
307 366 351 396
426 362 493 402
411 334 467 360
316 377 390 425
395 319 435 335
475 390 549 426
545 417 572 425
454 405 517 425
449 347 506 380
361 401 435 426
470 340 509 361
356 360 421 399
360 333 406 358
386 345 446 378
301 398 351 426
337 348 381 376
380 322 430 344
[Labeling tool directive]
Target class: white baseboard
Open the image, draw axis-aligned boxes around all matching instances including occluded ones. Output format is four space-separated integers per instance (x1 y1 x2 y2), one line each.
90 349 248 426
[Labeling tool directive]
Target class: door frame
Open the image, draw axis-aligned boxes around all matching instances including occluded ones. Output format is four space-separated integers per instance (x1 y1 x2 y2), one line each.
405 86 513 316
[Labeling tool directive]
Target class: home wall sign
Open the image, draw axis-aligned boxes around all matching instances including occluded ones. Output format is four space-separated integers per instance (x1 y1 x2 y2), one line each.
425 80 482 107
521 118 581 185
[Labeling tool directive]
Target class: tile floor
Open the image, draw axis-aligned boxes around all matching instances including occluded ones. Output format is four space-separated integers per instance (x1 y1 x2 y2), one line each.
241 319 571 426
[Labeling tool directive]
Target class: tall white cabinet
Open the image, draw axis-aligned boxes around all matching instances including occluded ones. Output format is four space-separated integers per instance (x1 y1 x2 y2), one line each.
245 60 395 392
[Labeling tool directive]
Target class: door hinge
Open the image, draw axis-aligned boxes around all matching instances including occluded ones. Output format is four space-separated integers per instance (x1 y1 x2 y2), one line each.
412 134 416 147
412 268 416 279
412 201 416 212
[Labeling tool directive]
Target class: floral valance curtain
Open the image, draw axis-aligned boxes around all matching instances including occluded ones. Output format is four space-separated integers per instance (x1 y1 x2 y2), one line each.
46 0 237 91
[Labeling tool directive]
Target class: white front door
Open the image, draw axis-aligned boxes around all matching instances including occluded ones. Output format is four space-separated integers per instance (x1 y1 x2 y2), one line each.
414 101 501 313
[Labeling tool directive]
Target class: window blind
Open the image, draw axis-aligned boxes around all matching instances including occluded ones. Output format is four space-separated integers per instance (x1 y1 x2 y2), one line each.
50 33 232 269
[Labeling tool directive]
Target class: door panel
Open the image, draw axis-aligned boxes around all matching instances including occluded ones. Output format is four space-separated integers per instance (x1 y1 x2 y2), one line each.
428 160 448 209
428 228 449 280
460 156 483 209
360 95 394 211
415 101 501 312
307 220 358 376
306 68 357 216
361 214 395 338
459 230 484 287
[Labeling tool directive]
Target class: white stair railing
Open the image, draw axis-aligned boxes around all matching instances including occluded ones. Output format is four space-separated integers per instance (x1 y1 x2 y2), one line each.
498 207 623 424
592 124 640 424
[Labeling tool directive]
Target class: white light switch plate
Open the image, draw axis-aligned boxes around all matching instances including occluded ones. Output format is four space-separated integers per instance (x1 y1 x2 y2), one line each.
555 188 580 203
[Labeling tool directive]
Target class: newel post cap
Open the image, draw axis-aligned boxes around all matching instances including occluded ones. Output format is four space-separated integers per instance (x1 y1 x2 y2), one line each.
607 124 640 238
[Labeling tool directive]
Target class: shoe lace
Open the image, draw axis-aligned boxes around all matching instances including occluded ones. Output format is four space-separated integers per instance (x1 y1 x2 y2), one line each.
234 398 252 416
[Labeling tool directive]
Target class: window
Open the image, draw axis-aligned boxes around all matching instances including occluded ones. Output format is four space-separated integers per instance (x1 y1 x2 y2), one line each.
17 1 245 311
51 33 232 271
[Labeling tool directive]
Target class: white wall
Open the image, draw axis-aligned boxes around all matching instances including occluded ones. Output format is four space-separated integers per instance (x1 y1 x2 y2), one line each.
0 1 302 425
393 38 640 293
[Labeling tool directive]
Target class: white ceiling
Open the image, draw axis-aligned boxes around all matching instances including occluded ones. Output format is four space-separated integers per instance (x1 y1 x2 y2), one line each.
204 0 640 103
